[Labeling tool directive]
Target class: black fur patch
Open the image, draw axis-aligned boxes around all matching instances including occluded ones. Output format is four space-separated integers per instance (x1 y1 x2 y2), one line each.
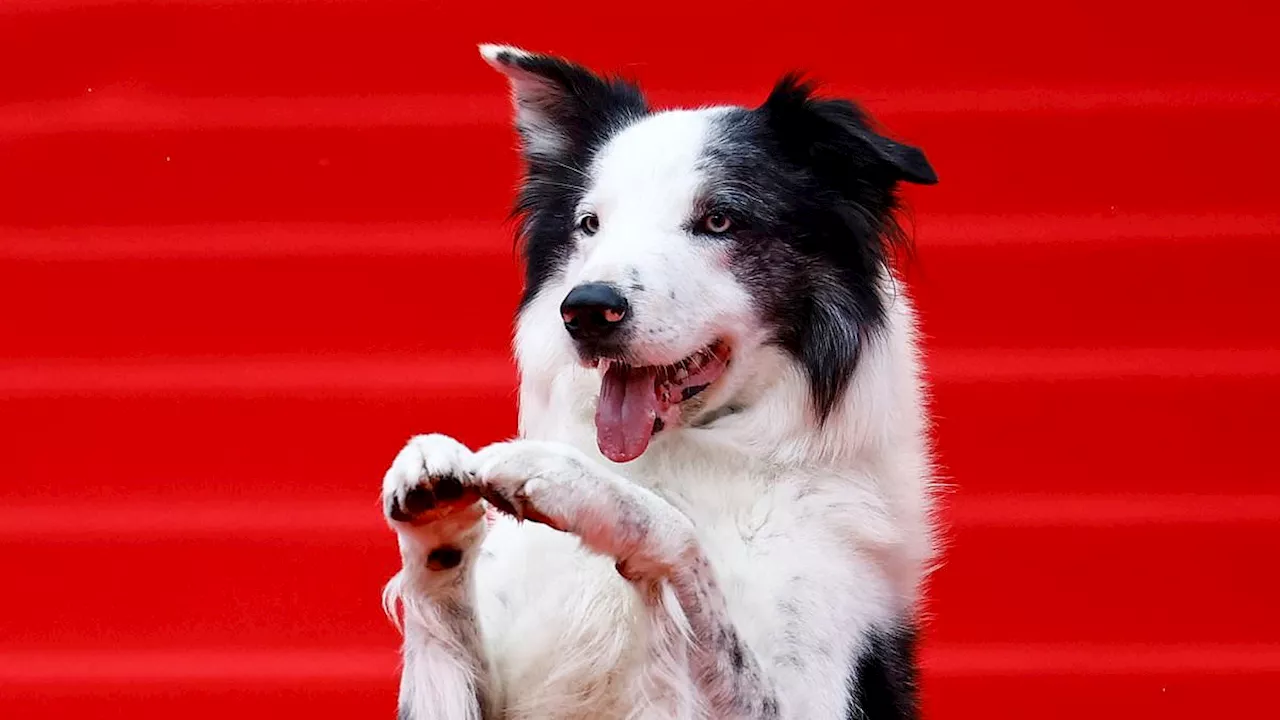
845 624 920 720
702 76 935 420
730 636 747 671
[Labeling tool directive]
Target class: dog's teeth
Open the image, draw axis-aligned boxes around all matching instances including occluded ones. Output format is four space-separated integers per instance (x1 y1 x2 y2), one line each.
675 367 689 381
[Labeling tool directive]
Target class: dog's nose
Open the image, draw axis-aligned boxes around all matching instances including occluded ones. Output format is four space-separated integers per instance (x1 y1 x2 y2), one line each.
560 283 629 341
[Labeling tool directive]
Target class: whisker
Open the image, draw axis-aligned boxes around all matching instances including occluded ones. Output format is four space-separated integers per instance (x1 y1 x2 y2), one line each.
548 160 591 181
535 180 591 194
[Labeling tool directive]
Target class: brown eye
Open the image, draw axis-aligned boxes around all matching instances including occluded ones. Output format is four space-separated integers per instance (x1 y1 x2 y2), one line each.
579 214 600 235
702 212 732 234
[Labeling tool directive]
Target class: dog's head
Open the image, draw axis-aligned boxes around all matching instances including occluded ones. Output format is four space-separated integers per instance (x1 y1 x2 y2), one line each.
483 45 936 463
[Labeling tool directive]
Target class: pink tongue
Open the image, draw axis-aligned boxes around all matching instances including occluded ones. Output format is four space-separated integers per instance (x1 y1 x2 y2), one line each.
595 363 660 463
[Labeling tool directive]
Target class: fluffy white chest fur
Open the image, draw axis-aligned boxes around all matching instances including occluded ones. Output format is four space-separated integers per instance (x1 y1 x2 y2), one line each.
380 45 937 720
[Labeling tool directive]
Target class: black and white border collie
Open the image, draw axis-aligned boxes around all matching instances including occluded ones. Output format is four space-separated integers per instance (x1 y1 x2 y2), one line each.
382 44 939 720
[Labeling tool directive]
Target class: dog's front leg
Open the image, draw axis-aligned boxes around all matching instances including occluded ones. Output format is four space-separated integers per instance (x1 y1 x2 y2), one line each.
382 434 490 720
471 440 780 719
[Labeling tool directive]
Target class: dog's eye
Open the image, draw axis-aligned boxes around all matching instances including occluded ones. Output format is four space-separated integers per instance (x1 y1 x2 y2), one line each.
578 214 600 236
701 212 732 234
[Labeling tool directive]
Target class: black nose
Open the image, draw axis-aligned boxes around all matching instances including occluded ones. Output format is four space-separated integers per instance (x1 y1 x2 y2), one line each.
560 283 629 341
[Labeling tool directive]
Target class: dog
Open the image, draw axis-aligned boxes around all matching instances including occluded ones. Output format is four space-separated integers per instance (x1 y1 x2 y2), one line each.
381 44 938 720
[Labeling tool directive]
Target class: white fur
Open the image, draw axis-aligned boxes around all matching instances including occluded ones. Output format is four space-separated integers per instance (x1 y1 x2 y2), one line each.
571 109 757 367
381 51 935 720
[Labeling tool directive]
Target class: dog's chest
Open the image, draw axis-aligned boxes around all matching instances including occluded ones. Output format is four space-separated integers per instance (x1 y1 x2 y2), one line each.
534 422 874 662
637 457 860 648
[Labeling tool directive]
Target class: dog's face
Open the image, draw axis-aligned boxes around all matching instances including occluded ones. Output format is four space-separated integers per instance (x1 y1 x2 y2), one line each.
483 45 935 462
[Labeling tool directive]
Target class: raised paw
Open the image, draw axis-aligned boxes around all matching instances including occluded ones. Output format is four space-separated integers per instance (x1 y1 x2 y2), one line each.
382 434 483 528
469 440 688 578
468 440 582 531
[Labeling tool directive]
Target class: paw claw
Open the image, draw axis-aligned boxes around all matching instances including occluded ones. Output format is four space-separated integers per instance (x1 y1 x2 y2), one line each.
479 486 522 520
479 480 566 531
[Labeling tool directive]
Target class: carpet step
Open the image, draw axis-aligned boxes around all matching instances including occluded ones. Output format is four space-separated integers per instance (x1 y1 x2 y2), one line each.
933 353 1279 495
0 518 403 651
0 496 1275 649
0 674 397 720
3 0 1274 100
1 643 1276 720
3 95 1277 225
5 217 1277 359
2 230 525 359
1 352 1275 500
931 500 1280 644
920 646 1280 719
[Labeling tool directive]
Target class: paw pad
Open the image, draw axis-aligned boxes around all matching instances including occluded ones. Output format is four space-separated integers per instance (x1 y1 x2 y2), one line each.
387 474 476 524
426 545 464 571
433 474 465 502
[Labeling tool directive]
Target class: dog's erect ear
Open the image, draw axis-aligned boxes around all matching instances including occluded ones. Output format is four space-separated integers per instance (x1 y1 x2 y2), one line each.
761 74 937 186
479 44 648 161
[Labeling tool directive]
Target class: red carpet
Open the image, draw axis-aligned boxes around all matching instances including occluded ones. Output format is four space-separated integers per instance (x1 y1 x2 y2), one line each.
2 1 1278 717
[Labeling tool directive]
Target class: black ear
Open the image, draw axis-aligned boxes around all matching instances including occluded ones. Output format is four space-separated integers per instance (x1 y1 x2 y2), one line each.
761 74 937 186
480 44 648 162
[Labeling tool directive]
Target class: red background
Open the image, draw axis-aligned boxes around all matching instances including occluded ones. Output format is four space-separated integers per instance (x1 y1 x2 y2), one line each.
2 1 1278 717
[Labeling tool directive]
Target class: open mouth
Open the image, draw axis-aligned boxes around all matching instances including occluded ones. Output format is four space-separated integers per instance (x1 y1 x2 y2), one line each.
593 340 731 463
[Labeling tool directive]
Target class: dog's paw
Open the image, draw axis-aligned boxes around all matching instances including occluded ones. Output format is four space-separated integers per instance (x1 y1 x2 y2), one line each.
469 440 684 576
382 434 483 529
469 440 587 532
